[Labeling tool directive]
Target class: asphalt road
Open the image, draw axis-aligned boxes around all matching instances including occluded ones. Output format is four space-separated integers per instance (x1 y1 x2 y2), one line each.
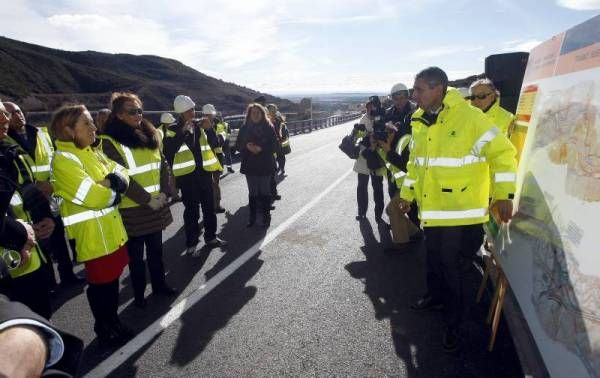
49 121 523 377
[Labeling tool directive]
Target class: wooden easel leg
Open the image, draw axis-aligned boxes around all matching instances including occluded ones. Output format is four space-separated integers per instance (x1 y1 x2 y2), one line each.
488 275 507 351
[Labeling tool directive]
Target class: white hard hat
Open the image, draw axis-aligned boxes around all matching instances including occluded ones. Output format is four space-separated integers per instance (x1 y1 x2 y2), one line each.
160 112 176 124
202 104 217 116
174 95 195 114
390 83 408 96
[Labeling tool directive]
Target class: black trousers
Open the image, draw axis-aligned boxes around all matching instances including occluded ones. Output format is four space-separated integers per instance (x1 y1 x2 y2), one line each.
127 231 167 301
270 175 278 196
0 267 51 319
38 216 76 284
223 144 233 167
276 152 286 172
180 173 216 246
424 224 484 328
86 278 120 332
357 173 384 218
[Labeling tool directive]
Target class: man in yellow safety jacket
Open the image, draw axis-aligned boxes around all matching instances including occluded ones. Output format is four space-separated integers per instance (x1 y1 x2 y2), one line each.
398 67 517 352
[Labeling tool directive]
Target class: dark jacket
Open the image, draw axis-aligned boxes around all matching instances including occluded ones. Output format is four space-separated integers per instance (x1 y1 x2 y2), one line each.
0 294 83 377
163 119 220 180
7 124 39 159
384 101 416 172
236 121 277 176
101 118 174 237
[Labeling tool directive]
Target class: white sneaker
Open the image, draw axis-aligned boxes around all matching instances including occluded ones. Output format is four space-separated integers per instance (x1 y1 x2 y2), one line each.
185 244 197 255
206 237 227 247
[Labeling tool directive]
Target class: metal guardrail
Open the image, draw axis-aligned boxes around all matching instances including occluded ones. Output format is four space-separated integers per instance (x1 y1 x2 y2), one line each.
285 112 362 135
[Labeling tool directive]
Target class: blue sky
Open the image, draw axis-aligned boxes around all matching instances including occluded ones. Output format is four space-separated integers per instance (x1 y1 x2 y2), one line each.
2 0 599 94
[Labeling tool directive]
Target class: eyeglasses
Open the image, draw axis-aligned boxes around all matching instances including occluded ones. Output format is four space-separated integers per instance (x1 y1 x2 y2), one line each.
125 107 143 116
469 92 493 100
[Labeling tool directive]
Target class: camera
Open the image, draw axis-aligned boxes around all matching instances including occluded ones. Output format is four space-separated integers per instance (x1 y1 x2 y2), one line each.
368 96 387 141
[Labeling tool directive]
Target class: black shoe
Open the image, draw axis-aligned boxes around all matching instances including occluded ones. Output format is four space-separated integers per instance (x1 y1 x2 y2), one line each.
273 194 281 201
215 207 226 214
154 285 177 297
355 215 366 221
115 321 135 338
442 327 460 353
133 297 147 309
410 296 443 311
95 323 122 347
227 167 235 173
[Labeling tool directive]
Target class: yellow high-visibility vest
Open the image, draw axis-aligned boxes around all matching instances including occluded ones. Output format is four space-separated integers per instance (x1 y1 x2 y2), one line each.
51 141 129 262
400 88 517 227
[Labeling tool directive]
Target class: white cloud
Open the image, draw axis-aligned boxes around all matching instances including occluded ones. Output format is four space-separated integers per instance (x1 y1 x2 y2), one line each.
413 45 484 59
501 39 543 53
556 0 600 10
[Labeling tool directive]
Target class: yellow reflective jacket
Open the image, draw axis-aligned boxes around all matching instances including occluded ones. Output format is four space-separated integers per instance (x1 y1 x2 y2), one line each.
168 129 222 177
7 154 46 278
214 121 228 155
484 100 516 137
51 141 129 262
400 89 517 227
99 136 161 209
5 127 54 182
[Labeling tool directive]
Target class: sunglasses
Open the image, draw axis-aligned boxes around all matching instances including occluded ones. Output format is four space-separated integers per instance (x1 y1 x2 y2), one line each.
469 92 493 100
125 107 143 116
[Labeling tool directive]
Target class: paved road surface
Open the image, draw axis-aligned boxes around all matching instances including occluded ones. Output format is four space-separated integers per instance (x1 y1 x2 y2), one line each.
49 121 523 377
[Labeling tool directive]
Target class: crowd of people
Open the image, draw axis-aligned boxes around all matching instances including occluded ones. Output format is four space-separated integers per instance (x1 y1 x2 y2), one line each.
0 90 292 372
350 67 517 353
0 64 518 375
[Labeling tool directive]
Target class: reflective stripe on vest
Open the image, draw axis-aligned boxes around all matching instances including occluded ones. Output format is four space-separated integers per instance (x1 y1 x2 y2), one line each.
421 208 488 220
281 139 290 147
101 137 162 206
62 206 119 226
172 142 196 176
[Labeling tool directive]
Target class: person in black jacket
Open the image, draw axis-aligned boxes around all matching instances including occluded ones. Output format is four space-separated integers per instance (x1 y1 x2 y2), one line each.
381 84 419 226
236 103 278 227
163 95 226 256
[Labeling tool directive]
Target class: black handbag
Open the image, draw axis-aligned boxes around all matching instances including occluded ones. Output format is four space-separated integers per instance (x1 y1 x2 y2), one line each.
339 134 359 159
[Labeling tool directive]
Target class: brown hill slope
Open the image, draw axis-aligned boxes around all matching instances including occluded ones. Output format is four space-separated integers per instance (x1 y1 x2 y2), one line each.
0 36 295 114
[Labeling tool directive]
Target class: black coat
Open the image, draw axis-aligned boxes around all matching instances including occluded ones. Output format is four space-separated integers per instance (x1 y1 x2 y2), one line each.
236 122 277 176
0 294 83 377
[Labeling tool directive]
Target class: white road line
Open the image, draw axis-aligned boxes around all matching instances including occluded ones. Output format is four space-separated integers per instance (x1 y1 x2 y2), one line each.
85 168 354 377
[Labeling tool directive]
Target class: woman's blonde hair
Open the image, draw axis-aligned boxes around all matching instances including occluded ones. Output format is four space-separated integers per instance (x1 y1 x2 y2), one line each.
49 104 87 141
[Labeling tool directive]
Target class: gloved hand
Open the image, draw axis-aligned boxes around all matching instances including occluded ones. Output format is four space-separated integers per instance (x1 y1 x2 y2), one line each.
147 193 167 210
105 172 128 193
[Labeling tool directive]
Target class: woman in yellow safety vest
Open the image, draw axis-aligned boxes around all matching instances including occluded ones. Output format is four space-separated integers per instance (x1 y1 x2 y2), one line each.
50 104 133 346
101 92 178 309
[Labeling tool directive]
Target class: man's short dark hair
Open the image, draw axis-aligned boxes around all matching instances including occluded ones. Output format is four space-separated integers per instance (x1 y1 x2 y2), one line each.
415 67 448 91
